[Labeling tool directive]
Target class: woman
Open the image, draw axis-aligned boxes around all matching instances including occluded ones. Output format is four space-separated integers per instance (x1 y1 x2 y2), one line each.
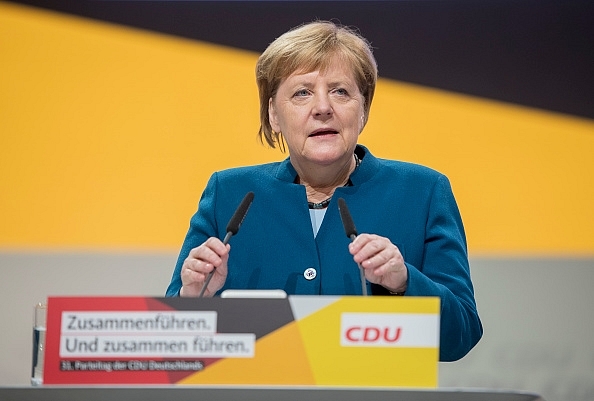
166 21 482 361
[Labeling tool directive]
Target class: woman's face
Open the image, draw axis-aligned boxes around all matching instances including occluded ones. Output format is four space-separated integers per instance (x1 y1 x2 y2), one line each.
269 56 365 169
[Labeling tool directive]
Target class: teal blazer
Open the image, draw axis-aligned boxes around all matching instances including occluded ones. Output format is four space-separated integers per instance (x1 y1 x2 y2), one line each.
166 145 482 361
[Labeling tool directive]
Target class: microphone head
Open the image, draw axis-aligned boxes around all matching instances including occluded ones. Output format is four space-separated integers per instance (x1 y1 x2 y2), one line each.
226 191 254 235
338 198 358 238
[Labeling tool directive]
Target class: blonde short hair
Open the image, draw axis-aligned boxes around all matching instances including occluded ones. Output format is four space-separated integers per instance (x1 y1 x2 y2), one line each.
256 21 378 150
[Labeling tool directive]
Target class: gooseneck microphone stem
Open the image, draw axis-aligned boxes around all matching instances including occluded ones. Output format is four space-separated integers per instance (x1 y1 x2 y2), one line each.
198 192 254 298
197 231 232 298
338 198 368 296
356 258 367 296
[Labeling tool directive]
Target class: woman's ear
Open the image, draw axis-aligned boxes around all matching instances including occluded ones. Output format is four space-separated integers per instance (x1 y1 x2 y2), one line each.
359 114 366 133
268 97 280 133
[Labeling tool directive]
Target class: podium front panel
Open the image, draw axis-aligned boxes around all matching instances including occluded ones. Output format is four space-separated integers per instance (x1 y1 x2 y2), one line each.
43 296 440 387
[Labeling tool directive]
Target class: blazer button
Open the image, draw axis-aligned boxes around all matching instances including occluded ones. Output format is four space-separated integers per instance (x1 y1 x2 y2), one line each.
303 267 317 280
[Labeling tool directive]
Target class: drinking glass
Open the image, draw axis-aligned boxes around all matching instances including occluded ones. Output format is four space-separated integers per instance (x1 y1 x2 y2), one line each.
31 302 47 386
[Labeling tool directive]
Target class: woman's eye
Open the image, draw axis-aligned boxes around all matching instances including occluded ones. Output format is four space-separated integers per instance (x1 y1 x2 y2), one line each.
294 89 310 97
333 88 349 96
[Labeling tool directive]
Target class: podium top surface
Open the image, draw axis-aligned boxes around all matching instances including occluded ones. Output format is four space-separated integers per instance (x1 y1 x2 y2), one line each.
0 386 544 401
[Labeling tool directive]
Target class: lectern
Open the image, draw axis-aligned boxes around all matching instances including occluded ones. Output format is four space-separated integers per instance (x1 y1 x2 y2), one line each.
17 295 546 401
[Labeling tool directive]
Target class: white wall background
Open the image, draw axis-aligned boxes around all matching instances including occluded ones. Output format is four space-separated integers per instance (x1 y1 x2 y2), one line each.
1 253 592 401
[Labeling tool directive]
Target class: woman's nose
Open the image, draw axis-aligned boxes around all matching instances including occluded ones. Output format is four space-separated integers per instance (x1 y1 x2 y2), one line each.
313 94 333 117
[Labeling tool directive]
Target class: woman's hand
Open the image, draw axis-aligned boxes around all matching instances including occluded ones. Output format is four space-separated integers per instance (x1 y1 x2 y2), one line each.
348 233 408 294
180 237 230 297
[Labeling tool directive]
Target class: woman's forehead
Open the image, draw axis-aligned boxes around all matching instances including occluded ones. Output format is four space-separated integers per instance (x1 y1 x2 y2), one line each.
284 54 355 80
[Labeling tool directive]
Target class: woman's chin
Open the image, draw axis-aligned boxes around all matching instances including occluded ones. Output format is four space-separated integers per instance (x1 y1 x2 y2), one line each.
303 153 347 167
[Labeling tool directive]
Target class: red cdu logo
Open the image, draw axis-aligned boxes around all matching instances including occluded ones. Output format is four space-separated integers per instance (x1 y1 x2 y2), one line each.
344 325 402 343
340 313 440 348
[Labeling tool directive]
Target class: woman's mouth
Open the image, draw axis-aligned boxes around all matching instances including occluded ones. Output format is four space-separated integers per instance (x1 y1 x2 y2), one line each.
309 129 338 137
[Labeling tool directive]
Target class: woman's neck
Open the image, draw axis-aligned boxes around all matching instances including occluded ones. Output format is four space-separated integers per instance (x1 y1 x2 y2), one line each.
295 154 357 204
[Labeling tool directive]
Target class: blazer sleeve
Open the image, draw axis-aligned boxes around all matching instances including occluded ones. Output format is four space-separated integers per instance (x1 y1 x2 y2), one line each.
404 174 483 361
165 173 219 297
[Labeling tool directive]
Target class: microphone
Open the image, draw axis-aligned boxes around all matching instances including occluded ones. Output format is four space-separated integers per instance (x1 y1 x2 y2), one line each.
222 191 254 244
198 191 254 298
338 198 358 240
338 198 368 296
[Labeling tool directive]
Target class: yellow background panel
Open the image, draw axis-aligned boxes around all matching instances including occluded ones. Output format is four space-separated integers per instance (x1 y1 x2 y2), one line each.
1 2 593 255
1 2 275 250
